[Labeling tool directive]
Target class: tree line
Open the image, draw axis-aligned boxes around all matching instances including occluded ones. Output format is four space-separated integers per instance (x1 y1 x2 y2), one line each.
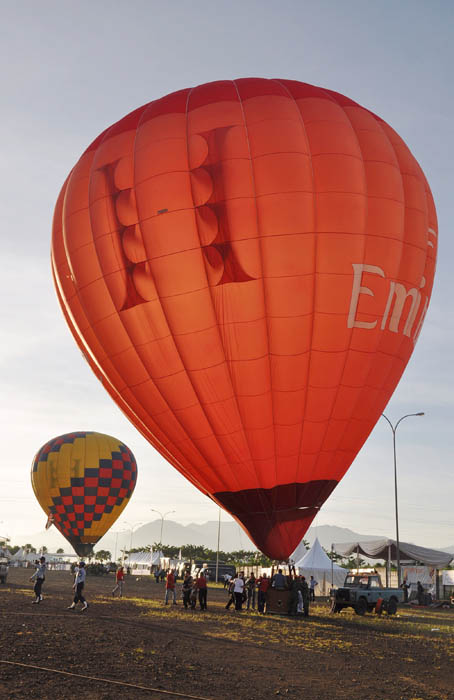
2 540 396 570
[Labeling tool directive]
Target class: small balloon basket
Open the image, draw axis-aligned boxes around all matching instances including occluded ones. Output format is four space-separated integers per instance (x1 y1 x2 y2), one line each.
266 588 292 615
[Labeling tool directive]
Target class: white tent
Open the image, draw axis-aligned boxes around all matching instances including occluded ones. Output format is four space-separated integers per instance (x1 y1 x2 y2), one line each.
295 537 346 594
289 538 307 566
334 539 453 568
126 550 163 575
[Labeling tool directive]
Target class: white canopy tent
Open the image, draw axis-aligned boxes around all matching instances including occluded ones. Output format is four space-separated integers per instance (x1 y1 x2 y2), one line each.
295 537 346 593
126 550 162 574
10 549 73 569
289 538 307 566
333 539 453 568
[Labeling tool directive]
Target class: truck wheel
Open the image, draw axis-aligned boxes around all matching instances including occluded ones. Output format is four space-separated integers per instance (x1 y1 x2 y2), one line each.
387 598 397 615
354 597 367 616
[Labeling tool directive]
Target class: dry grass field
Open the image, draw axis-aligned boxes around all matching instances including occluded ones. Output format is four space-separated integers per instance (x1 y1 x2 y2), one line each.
0 567 453 699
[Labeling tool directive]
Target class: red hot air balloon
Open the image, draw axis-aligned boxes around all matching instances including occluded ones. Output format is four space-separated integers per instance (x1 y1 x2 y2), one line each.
51 79 437 560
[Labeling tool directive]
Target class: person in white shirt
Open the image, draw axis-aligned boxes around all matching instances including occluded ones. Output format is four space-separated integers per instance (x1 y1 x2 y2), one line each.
233 573 245 611
67 561 89 612
309 575 318 601
30 556 46 604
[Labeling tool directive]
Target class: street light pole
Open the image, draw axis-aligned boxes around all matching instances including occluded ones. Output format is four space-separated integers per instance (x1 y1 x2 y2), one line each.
150 509 176 545
382 412 424 586
122 521 143 556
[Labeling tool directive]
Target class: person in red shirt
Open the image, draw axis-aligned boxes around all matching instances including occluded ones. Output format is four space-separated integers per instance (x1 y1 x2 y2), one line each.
257 573 270 614
196 572 207 610
112 565 125 597
165 569 177 605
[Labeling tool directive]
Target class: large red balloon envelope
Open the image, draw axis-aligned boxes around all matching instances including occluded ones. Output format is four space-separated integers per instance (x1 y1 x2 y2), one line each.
51 79 437 559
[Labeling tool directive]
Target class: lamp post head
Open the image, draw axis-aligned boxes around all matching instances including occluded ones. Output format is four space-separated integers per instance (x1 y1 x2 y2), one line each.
415 412 424 416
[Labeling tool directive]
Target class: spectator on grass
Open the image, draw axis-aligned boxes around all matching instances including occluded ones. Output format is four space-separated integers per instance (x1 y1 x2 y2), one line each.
300 576 309 617
165 569 177 605
30 556 46 604
245 573 257 610
223 573 232 589
257 573 270 614
225 578 235 610
112 565 125 597
196 572 208 610
401 578 411 603
182 572 193 608
309 576 318 602
67 561 88 612
233 573 245 611
417 581 425 606
190 580 198 609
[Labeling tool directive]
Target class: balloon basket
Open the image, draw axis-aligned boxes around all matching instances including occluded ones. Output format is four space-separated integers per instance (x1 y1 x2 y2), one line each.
266 588 291 615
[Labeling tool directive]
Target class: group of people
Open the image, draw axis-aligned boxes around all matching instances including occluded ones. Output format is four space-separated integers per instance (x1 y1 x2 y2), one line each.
223 569 316 615
29 556 88 612
29 558 318 618
165 569 208 610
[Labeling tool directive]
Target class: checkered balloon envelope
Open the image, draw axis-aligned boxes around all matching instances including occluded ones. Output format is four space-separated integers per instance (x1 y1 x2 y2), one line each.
31 431 137 557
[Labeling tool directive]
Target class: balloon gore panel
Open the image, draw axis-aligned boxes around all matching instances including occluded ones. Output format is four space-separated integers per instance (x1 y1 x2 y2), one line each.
51 78 437 559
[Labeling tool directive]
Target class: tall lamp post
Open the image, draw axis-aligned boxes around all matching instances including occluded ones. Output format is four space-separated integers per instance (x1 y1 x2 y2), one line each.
122 521 143 554
381 412 424 586
150 509 175 545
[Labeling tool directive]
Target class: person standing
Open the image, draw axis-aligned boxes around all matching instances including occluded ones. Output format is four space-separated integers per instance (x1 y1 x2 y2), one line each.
287 576 302 616
417 580 425 606
401 578 411 603
245 573 257 611
181 572 193 609
271 569 287 590
309 575 318 602
196 572 208 610
67 561 88 612
257 573 270 614
112 565 125 597
30 556 46 604
165 569 177 605
301 576 310 617
233 573 245 611
225 578 235 610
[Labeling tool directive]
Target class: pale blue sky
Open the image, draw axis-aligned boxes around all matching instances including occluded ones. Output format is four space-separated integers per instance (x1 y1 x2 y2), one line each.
1 1 453 551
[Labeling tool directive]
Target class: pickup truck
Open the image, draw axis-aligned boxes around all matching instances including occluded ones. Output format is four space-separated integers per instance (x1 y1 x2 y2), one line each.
330 572 404 616
0 558 8 584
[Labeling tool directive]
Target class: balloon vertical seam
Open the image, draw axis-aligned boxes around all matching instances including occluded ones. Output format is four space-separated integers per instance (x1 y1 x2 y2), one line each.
232 78 279 531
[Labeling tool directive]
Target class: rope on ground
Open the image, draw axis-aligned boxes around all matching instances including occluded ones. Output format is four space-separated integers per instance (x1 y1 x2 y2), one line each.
0 659 213 700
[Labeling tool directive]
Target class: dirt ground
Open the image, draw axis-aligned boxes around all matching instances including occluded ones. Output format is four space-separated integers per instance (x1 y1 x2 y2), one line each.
0 568 453 700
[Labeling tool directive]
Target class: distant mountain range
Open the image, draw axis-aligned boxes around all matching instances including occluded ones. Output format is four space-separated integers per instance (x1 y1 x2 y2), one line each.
8 520 416 556
12 519 454 558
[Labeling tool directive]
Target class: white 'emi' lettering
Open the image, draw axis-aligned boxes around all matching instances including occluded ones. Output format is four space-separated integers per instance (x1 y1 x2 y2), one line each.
348 263 427 342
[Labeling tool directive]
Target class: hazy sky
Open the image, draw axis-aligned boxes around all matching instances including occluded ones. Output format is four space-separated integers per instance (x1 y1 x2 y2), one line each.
1 1 453 552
